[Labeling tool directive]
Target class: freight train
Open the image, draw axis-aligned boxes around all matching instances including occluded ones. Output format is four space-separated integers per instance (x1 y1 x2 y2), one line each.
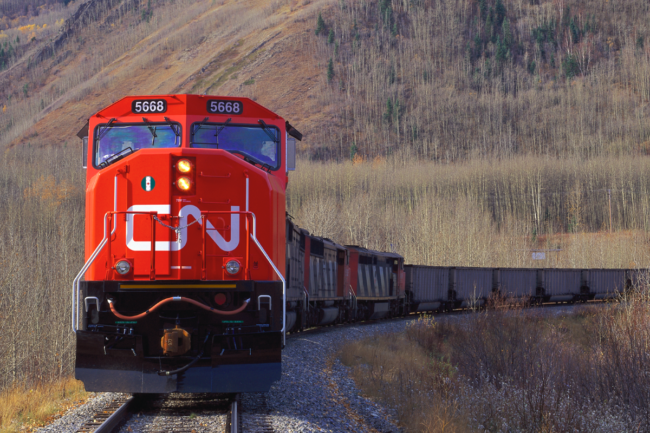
72 95 638 395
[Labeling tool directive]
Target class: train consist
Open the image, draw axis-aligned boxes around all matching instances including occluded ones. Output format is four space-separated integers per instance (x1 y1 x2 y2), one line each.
405 266 636 313
73 94 638 395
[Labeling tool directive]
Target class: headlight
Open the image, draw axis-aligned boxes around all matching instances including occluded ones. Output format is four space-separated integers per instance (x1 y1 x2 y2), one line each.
177 177 191 191
115 260 131 275
177 159 192 173
225 260 241 275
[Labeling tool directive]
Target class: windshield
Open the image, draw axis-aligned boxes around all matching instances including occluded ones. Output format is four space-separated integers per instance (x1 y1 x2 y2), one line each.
94 123 181 167
190 123 279 169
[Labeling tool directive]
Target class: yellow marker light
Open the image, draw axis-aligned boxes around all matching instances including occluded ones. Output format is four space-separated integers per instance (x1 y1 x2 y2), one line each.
177 177 191 191
177 159 192 173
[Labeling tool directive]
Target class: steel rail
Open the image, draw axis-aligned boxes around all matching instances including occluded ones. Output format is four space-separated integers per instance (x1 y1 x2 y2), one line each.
75 395 133 433
229 396 239 433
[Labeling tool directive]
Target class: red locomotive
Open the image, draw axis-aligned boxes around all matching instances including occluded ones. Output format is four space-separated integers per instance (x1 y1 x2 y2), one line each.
74 95 301 393
73 94 409 394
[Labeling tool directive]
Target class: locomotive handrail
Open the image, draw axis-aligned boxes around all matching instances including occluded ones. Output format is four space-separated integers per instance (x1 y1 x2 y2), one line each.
249 215 286 346
201 210 286 345
71 210 158 333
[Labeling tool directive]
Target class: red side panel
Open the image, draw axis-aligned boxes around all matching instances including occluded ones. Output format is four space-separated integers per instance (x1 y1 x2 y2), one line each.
397 263 406 297
348 250 359 296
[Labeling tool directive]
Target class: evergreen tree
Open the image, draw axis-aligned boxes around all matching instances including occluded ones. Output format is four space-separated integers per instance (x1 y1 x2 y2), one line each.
495 0 506 27
315 12 325 36
562 54 579 78
528 60 536 74
569 17 580 44
379 0 392 27
502 18 513 47
350 142 358 160
474 33 482 58
327 29 334 44
495 36 507 64
327 58 334 82
384 98 393 122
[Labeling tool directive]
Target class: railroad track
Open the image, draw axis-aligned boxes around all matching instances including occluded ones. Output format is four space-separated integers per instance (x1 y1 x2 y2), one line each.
75 393 240 433
240 393 274 432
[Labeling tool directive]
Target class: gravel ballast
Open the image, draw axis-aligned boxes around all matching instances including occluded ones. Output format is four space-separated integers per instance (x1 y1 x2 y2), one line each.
35 319 411 433
34 392 125 433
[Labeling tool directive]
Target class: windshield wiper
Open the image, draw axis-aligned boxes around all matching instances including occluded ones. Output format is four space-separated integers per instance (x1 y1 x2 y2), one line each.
193 117 210 136
258 119 278 143
141 117 159 146
97 118 116 141
164 117 181 137
98 147 134 169
215 118 231 144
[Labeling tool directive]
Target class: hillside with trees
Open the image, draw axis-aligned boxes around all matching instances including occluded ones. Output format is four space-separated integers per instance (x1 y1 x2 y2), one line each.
309 0 650 161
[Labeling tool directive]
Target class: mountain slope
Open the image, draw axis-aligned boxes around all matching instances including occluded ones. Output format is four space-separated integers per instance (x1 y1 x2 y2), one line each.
0 0 335 150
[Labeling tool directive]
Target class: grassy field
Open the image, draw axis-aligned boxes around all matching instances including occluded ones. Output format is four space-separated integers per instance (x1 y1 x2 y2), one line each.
340 286 650 432
0 377 87 433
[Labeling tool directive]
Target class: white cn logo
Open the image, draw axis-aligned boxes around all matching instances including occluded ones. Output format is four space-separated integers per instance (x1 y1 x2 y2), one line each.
125 205 240 252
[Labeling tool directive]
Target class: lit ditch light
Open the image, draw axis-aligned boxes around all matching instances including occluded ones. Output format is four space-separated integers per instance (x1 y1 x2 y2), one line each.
177 159 192 173
176 176 191 191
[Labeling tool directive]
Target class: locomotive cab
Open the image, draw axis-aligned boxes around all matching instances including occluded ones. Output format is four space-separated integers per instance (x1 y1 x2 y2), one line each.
73 95 301 393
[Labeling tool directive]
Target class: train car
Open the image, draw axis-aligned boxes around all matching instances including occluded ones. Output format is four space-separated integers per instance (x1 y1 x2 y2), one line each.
346 246 406 319
303 234 352 326
450 267 495 308
497 268 540 301
540 268 585 303
73 95 302 394
584 269 626 300
404 265 450 312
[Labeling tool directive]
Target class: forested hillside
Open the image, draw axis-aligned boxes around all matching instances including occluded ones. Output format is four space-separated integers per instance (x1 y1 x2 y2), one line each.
309 0 650 161
1 0 649 161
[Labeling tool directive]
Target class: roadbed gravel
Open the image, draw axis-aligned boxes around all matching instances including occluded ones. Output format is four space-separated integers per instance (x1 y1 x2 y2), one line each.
34 319 410 433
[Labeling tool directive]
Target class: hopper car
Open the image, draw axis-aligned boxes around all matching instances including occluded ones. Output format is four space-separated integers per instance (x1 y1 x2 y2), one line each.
73 94 641 395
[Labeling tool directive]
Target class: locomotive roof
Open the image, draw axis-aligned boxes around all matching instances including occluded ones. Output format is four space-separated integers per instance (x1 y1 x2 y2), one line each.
345 245 403 260
311 235 346 251
92 94 282 120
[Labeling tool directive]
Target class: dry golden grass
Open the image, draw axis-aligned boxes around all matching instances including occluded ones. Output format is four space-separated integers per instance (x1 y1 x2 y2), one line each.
340 289 650 432
0 377 87 433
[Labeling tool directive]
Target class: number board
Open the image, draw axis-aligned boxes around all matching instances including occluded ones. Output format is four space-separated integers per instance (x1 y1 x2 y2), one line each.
207 100 243 115
132 99 167 114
